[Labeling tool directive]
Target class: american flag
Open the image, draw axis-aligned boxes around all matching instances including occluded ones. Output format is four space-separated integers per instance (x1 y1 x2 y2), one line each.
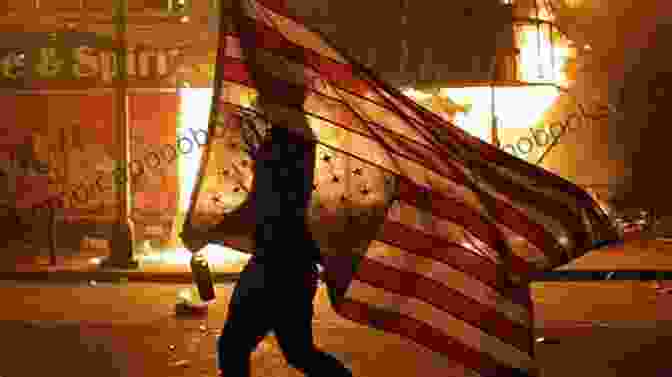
183 1 619 376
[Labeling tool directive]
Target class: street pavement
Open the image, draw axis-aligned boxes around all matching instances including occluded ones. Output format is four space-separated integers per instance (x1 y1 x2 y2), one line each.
1 279 672 377
2 239 672 376
0 281 449 377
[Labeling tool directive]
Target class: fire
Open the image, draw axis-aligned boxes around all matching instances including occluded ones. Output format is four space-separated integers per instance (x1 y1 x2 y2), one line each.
141 245 250 268
517 24 572 86
153 87 250 267
403 15 572 153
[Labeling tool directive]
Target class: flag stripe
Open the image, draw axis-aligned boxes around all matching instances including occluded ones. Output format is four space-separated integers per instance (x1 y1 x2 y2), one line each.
253 0 286 14
351 257 533 354
396 180 536 276
377 220 499 287
375 220 534 309
219 33 452 152
338 294 536 376
365 240 532 327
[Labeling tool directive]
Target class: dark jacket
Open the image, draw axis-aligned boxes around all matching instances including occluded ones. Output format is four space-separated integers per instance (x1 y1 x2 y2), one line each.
251 126 321 267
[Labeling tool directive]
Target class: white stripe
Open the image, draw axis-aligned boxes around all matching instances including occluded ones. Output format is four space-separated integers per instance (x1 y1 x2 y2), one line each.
366 241 533 328
388 200 500 263
345 280 536 373
389 182 553 269
497 224 553 269
224 36 243 60
253 0 348 64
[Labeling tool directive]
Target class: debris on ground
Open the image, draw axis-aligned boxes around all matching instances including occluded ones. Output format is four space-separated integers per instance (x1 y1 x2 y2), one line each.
175 288 211 316
536 337 562 344
171 359 191 368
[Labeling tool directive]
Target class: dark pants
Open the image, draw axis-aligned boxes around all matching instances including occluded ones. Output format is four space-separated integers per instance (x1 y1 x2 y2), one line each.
218 257 353 377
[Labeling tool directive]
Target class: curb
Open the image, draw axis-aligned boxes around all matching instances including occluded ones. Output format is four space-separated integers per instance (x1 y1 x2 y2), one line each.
533 270 672 281
0 270 240 284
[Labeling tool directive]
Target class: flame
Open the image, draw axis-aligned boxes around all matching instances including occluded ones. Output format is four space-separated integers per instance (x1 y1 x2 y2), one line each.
140 245 250 267
178 88 212 213
403 19 571 148
174 87 249 266
517 24 571 86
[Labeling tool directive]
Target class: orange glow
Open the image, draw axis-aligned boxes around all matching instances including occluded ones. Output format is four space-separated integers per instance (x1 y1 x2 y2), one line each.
402 14 571 159
175 87 250 266
140 245 250 267
517 24 572 86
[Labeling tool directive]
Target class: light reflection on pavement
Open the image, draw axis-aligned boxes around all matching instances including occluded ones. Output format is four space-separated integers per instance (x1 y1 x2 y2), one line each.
0 269 672 377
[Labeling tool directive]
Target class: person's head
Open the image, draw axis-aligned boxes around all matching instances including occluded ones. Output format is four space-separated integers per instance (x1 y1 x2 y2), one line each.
233 2 314 143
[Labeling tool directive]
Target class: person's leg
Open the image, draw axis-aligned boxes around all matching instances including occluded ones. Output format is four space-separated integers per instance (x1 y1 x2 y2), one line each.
218 259 272 377
272 267 353 377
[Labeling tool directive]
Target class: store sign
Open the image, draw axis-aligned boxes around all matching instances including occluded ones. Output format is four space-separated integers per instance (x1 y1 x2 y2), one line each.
0 32 185 88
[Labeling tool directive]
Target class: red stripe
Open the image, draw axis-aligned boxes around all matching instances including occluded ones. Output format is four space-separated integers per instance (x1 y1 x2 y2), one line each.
397 178 536 277
220 60 253 85
375 221 532 308
336 298 537 377
396 179 499 248
255 0 286 14
377 220 499 288
219 21 374 95
467 161 592 256
477 138 592 199
491 199 564 265
353 257 533 354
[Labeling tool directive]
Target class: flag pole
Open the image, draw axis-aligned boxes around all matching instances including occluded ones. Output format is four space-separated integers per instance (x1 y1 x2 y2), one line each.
105 0 138 269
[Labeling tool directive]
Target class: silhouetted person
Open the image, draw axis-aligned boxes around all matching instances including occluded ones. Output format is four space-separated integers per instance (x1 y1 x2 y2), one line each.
179 2 351 375
215 118 353 377
211 2 353 372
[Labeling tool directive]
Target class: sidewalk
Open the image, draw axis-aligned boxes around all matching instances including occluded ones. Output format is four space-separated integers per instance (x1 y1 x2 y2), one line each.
3 237 672 285
1 246 244 284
